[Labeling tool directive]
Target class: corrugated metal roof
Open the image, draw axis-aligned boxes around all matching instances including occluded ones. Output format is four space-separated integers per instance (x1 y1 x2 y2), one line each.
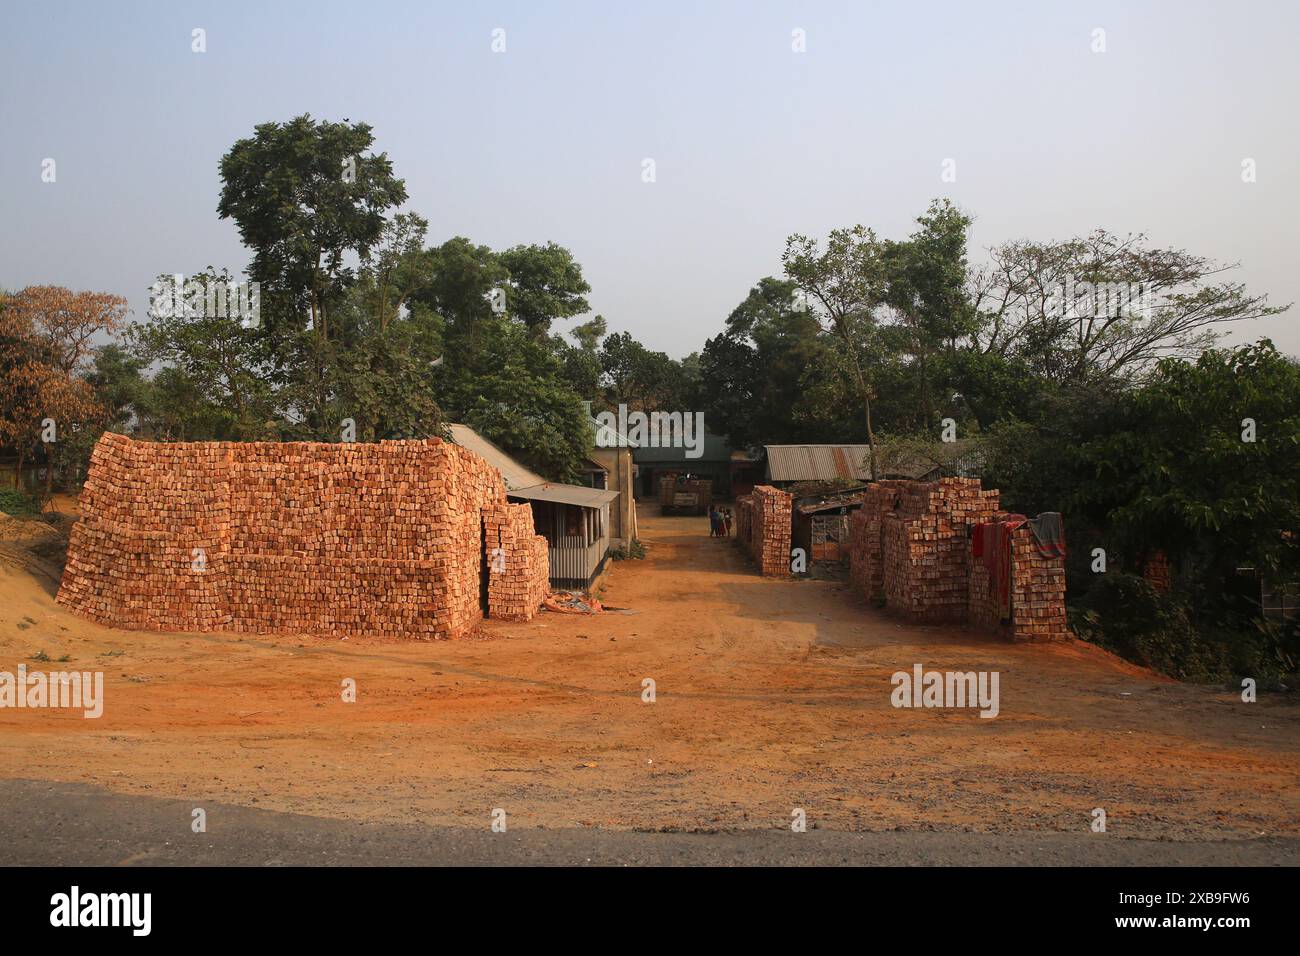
447 424 548 491
509 483 620 508
764 445 873 482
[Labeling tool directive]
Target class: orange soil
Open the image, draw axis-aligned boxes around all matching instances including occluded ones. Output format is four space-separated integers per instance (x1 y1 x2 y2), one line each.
1 506 1297 837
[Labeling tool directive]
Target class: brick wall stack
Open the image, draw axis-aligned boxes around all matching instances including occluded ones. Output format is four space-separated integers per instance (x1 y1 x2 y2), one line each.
1008 524 1067 641
967 515 1067 642
847 480 912 602
734 495 752 549
57 432 549 639
1142 551 1172 595
749 485 792 577
483 501 550 621
880 478 1000 623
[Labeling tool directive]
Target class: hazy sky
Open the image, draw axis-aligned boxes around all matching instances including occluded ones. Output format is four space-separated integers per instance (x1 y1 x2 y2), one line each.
3 0 1297 357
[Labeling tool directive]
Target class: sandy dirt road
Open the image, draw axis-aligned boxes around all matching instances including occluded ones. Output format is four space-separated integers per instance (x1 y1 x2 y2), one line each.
1 506 1297 850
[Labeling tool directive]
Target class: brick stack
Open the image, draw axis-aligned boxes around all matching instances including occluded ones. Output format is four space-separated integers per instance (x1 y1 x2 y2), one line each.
1008 523 1067 642
1142 551 1172 595
483 501 550 621
880 478 1000 623
733 495 752 549
967 514 1068 642
60 434 233 633
57 433 549 639
847 480 911 602
749 485 792 577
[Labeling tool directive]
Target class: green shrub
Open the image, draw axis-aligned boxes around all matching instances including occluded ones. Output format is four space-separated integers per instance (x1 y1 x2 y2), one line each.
610 538 646 561
1070 572 1298 683
0 489 39 517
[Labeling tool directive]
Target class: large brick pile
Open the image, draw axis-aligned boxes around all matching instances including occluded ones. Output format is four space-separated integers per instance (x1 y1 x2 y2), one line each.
57 433 549 639
1008 524 1067 641
733 495 752 548
847 480 912 602
880 478 1000 622
968 515 1068 642
483 502 550 621
749 485 792 577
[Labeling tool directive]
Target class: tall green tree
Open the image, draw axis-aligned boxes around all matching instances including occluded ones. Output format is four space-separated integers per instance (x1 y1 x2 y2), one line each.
881 199 977 430
782 224 887 471
217 115 408 434
499 242 592 337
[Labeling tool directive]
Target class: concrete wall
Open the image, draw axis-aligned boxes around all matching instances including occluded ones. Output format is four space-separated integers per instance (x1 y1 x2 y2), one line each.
589 445 637 547
57 433 549 639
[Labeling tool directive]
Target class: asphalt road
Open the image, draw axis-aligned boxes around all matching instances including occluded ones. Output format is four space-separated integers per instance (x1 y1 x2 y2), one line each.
2 779 1296 866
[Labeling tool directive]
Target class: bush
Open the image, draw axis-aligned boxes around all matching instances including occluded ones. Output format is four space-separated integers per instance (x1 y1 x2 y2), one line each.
1070 572 1299 683
610 538 646 561
0 488 39 517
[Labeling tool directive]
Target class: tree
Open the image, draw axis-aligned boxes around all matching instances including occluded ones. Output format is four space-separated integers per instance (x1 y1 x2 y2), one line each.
1 288 108 495
0 358 101 496
782 224 887 472
699 277 833 447
555 315 606 401
217 114 408 338
363 211 431 332
1070 341 1300 591
880 200 977 430
6 285 127 375
498 242 591 337
437 315 590 480
320 279 445 441
408 236 510 343
217 115 408 433
129 268 280 440
970 229 1288 385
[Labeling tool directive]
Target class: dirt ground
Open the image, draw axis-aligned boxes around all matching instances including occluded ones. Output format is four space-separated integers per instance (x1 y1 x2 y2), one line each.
2 504 1298 839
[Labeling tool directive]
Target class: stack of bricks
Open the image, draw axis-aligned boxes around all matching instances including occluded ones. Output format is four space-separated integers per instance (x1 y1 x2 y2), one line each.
57 432 549 640
847 480 912 602
733 495 752 549
59 434 233 634
1142 551 1172 595
749 485 792 577
483 501 550 621
1008 523 1067 641
879 478 1000 623
967 513 1068 642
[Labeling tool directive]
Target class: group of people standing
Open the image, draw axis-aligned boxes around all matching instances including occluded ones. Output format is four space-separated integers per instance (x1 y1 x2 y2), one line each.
709 505 733 538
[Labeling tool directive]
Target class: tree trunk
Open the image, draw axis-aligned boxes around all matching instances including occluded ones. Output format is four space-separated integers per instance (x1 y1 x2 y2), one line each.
43 441 54 503
833 317 877 478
